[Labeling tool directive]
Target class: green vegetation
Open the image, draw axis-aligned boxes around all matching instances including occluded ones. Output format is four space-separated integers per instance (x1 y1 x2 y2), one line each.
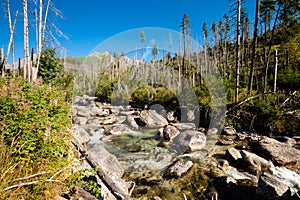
66 168 102 198
38 48 74 101
0 76 72 199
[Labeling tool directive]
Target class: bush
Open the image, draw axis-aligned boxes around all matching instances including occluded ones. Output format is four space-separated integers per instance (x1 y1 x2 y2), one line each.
38 48 74 101
0 76 71 199
226 93 300 136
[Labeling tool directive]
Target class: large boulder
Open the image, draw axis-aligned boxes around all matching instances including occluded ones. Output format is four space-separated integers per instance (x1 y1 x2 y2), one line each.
253 136 300 167
72 127 91 144
172 130 206 153
88 145 124 178
87 145 128 196
139 110 168 128
256 172 291 199
239 150 271 176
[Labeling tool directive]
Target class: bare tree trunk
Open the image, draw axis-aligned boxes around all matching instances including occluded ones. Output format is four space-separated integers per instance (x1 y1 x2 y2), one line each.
5 10 18 76
235 0 241 103
0 48 4 76
23 0 29 80
224 29 228 76
12 42 15 76
18 58 21 76
248 0 260 95
273 50 278 93
34 0 51 81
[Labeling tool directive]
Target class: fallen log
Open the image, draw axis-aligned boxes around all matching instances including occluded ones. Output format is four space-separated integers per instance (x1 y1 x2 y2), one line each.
71 137 130 200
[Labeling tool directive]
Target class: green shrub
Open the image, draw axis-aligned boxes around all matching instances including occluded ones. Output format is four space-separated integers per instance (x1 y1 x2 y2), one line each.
0 76 71 199
226 93 300 136
66 168 101 198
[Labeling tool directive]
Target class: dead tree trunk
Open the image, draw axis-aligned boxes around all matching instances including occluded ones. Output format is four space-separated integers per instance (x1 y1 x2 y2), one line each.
248 0 260 95
23 0 29 80
273 50 278 93
235 0 241 103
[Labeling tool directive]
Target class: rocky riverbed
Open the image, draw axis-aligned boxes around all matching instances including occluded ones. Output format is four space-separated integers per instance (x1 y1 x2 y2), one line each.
70 95 300 200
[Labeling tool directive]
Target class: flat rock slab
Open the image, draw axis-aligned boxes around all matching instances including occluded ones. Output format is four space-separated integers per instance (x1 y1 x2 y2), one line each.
254 136 300 168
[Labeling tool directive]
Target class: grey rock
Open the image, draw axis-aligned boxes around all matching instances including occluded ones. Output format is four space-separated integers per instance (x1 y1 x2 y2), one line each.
207 127 218 135
170 123 196 131
167 160 194 178
139 110 168 128
166 111 175 122
220 138 234 145
222 127 236 136
86 118 100 125
72 117 88 125
77 107 92 117
88 145 124 179
172 130 206 153
163 125 180 142
186 110 195 121
256 172 291 199
123 115 139 130
274 136 297 147
239 150 271 176
254 136 300 167
104 124 131 136
73 127 91 144
226 147 242 164
236 133 246 141
102 117 117 125
269 166 300 196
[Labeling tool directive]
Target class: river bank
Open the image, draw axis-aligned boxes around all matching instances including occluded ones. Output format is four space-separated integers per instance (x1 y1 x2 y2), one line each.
68 95 300 200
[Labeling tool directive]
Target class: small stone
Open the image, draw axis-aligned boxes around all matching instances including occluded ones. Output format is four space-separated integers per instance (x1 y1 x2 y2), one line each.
163 125 180 142
222 127 236 136
102 117 117 125
225 176 237 185
220 138 234 145
219 159 230 168
167 160 194 178
166 111 175 122
170 123 196 131
247 134 260 142
236 133 246 141
123 115 139 130
172 130 206 153
72 117 88 125
207 127 218 135
150 197 162 200
86 118 100 125
104 124 131 136
226 147 242 164
198 127 206 133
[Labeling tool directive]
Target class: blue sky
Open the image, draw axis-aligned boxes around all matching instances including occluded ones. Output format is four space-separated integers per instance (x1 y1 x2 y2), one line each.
0 0 255 60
